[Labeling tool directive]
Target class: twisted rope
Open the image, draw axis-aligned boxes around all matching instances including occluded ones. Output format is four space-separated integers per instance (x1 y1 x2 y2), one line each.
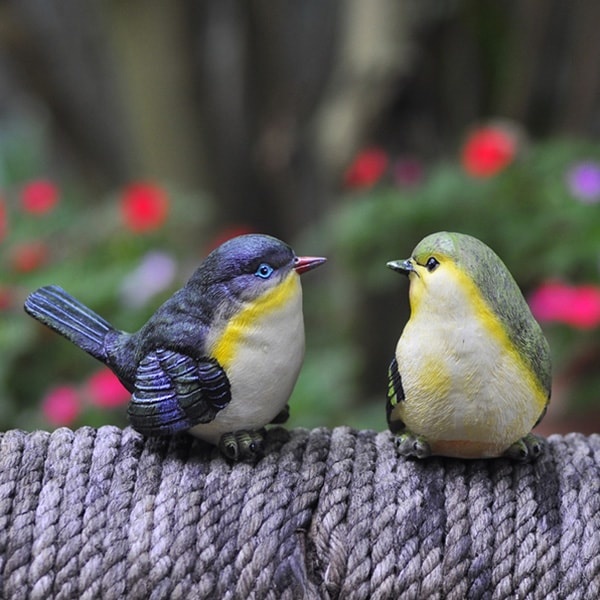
0 427 599 599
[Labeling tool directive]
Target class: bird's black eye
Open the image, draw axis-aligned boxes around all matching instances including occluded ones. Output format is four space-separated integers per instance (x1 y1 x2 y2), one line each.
255 263 274 279
426 257 440 272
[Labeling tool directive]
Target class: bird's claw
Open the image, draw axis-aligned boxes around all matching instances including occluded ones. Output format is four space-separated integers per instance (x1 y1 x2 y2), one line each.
219 429 265 461
394 431 432 459
503 432 545 462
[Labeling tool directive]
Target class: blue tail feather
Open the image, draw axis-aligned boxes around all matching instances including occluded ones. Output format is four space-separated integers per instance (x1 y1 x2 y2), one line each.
24 285 115 362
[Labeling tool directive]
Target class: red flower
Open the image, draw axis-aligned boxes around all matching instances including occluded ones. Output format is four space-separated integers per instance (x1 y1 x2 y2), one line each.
86 368 130 408
42 386 81 426
529 281 600 330
344 147 389 189
0 287 13 311
10 242 49 272
461 126 517 178
0 198 7 241
21 179 60 215
120 182 169 233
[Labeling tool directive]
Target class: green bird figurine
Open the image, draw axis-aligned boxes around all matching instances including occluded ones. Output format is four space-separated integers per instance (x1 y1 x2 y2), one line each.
25 234 326 460
386 231 551 461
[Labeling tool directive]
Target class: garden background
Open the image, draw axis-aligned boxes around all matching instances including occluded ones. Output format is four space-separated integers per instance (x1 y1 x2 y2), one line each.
1 1 599 436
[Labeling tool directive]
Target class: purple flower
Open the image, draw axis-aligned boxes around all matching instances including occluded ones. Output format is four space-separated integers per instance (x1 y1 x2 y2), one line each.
393 157 424 188
121 251 177 308
567 162 600 203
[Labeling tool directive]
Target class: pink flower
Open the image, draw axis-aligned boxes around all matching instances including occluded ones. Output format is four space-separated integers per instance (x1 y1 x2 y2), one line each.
120 182 169 233
21 179 60 215
461 125 518 178
42 386 81 426
566 286 600 329
529 281 600 330
529 282 572 322
344 147 389 189
86 368 130 408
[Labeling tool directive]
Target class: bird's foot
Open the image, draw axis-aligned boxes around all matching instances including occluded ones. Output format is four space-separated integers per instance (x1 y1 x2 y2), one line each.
394 431 432 459
503 433 545 462
218 429 265 461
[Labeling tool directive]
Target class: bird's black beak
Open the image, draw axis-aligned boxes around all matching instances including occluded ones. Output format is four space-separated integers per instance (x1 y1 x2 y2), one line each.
386 258 416 276
294 256 327 275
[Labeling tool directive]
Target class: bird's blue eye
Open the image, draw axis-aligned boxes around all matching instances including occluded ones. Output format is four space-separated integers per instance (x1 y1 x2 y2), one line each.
255 263 274 279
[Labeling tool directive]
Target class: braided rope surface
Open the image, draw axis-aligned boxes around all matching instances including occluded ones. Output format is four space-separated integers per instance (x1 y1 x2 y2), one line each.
0 426 599 599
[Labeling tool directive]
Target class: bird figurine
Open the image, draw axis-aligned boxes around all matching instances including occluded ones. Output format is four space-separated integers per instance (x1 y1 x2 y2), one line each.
25 234 326 460
385 231 551 461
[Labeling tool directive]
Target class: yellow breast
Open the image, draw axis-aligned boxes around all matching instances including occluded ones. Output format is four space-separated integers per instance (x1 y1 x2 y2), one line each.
210 271 301 369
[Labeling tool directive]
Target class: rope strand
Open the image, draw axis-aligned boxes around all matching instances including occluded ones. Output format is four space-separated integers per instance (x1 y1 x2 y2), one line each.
0 427 599 599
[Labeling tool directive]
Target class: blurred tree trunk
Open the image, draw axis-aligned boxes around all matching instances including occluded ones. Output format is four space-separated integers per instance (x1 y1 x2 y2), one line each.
0 0 415 239
0 0 134 185
314 0 413 178
497 0 553 124
198 0 413 238
4 0 600 236
107 0 207 188
559 0 600 135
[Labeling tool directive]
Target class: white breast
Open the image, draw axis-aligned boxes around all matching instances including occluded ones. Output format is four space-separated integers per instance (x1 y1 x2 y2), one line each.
396 286 541 450
190 290 305 444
